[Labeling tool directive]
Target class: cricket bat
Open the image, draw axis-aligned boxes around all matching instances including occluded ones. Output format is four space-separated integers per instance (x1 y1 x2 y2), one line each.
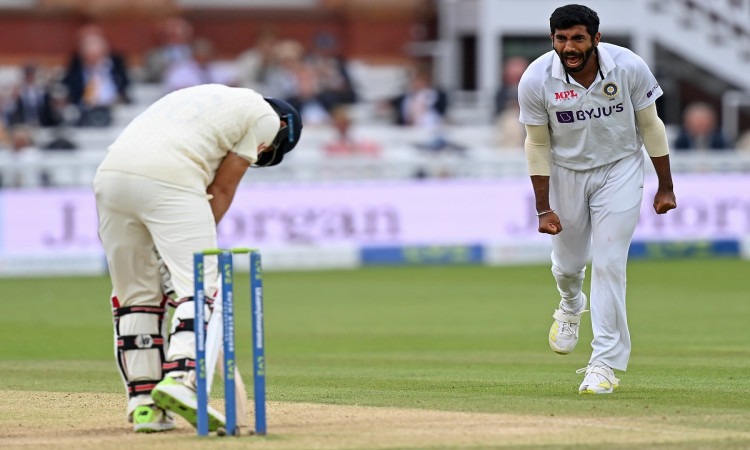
217 348 250 428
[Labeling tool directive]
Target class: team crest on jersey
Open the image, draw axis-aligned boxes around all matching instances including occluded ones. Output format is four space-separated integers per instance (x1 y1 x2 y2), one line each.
602 82 619 99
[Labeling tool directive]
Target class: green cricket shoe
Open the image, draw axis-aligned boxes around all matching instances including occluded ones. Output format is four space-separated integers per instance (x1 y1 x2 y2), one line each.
133 404 176 433
152 376 225 431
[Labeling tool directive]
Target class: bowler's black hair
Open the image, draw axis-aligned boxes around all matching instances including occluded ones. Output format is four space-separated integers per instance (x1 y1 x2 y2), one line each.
549 4 600 39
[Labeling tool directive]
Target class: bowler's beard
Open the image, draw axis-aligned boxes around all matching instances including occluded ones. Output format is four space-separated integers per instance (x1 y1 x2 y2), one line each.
558 45 596 73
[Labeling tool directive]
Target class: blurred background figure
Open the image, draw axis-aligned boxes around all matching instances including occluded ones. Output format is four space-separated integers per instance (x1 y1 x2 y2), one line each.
143 17 195 84
4 125 46 187
389 62 452 152
673 101 731 151
235 27 279 92
390 63 447 128
61 25 131 127
163 37 237 93
494 57 528 117
308 32 357 114
493 57 529 150
0 117 11 147
266 39 329 126
4 63 64 128
324 105 380 157
494 101 525 151
735 129 750 153
0 0 746 189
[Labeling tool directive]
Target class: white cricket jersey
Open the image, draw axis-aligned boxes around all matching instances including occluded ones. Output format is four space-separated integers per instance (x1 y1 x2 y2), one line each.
98 84 280 188
518 43 662 170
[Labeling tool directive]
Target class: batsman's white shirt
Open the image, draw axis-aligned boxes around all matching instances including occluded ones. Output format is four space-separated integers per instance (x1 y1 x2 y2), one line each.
518 43 662 169
98 84 279 188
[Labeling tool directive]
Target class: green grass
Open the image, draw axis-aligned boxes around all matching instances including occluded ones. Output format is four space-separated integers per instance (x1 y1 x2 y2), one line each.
1 259 749 435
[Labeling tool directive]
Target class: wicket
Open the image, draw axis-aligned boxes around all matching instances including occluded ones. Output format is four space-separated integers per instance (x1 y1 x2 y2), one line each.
193 247 267 437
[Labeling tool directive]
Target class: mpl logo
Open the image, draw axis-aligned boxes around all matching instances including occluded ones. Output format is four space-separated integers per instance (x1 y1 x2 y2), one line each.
554 90 578 101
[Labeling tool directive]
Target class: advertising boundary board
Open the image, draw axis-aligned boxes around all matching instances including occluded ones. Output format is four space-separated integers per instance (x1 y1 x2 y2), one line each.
1 174 748 276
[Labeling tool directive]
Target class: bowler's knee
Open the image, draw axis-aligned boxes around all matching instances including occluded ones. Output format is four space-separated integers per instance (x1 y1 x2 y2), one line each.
552 265 586 281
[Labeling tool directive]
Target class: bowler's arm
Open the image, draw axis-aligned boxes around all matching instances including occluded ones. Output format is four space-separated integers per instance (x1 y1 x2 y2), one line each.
525 124 562 234
635 103 677 214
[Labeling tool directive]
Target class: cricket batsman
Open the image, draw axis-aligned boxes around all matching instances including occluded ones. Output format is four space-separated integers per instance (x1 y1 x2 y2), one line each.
93 84 302 432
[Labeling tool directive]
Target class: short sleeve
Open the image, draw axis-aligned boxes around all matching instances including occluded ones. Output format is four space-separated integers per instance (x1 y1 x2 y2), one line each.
628 54 662 111
254 114 281 150
233 113 280 163
518 71 549 126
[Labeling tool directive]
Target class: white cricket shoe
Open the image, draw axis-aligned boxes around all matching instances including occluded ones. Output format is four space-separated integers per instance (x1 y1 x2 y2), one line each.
548 293 587 355
577 362 620 394
152 375 226 431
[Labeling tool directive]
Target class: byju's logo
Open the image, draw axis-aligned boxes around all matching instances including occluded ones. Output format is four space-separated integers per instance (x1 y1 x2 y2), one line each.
647 83 660 98
556 111 576 123
556 103 624 123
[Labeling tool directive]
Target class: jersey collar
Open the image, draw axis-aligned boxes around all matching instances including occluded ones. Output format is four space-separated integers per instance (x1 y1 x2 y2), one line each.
552 44 616 82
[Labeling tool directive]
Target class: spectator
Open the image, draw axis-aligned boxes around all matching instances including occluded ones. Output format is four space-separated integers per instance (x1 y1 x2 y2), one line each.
736 129 750 153
61 25 130 127
389 63 455 152
673 102 730 151
143 17 195 83
6 125 46 187
163 38 237 93
324 105 380 157
494 99 526 150
0 117 11 148
10 124 34 150
308 32 357 113
390 63 448 128
266 39 329 125
492 57 529 150
494 56 529 116
235 27 278 92
5 63 64 128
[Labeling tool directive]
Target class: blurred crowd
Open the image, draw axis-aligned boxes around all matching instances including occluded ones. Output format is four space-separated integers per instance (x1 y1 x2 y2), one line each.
1 16 750 188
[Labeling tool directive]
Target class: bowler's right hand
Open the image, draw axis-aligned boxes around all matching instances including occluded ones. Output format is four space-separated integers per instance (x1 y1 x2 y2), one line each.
538 212 562 235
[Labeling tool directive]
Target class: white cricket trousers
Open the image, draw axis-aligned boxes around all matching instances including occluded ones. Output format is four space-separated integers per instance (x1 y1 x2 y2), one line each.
94 170 219 414
549 150 644 371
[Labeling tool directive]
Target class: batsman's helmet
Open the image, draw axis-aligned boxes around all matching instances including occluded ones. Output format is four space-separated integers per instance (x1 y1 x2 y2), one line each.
257 97 303 167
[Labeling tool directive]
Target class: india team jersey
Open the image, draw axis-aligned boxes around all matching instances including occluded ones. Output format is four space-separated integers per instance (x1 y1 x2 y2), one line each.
518 43 662 170
98 84 279 189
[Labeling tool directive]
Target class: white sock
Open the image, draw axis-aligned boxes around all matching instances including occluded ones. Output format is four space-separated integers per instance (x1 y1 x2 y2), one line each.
560 294 584 315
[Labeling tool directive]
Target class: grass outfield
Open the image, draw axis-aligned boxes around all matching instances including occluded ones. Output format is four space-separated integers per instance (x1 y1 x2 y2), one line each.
1 258 750 448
